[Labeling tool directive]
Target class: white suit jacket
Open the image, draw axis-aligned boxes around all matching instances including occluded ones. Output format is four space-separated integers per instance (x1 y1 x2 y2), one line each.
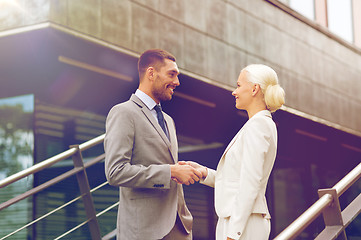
202 110 277 239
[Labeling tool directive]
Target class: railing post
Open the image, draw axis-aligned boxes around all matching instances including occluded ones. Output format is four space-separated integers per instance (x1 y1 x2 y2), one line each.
70 145 101 240
316 188 347 240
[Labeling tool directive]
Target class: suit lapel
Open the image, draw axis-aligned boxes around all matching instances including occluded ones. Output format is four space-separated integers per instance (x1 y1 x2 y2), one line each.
142 107 171 143
218 110 272 167
164 114 178 162
131 95 175 161
219 127 243 162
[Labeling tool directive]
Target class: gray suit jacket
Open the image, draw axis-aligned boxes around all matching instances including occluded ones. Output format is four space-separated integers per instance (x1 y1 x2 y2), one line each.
104 94 192 240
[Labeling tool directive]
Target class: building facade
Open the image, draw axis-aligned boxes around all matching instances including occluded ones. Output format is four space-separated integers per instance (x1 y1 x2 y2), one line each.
0 0 361 239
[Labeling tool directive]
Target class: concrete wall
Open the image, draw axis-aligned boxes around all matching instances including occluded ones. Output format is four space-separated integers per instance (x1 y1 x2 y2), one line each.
1 0 361 134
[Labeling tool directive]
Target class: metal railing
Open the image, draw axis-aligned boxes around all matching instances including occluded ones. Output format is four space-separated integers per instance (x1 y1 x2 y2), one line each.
0 134 118 240
1 131 360 240
0 132 224 240
274 162 361 240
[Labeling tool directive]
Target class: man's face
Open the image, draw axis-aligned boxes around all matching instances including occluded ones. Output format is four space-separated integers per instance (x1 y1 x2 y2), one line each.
151 59 180 102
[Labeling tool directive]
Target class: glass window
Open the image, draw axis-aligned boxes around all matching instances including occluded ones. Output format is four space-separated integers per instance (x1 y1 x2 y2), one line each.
0 94 34 239
327 0 353 42
279 0 315 20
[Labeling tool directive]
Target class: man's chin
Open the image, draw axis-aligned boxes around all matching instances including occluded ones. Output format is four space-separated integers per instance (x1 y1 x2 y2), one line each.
159 94 172 102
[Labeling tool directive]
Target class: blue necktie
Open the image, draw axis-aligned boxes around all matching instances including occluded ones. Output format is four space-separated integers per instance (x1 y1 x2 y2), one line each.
154 105 169 138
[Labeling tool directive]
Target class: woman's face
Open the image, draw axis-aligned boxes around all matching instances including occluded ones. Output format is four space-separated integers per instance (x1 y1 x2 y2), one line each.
232 70 254 110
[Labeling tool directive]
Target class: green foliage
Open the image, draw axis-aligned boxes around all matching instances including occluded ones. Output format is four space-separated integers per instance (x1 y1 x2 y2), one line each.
0 104 33 176
0 104 33 239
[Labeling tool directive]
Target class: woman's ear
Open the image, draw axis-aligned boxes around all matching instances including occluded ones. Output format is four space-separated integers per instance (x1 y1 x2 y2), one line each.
252 84 261 96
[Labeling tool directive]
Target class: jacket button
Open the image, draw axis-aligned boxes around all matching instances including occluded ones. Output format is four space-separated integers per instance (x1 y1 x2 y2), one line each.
237 232 241 235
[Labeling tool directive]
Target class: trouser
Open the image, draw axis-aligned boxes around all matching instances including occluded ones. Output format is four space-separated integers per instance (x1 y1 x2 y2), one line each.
216 213 271 240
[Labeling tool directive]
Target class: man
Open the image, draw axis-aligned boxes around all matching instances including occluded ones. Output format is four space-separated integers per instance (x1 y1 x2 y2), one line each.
104 49 201 240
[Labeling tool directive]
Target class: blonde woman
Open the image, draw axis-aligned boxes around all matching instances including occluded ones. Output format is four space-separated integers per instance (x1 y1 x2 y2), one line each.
184 64 285 240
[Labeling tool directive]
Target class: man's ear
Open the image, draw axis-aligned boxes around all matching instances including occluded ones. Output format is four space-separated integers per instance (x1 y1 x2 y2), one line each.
146 67 155 81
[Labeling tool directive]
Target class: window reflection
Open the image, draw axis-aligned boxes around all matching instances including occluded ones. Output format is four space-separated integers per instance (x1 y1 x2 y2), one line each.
0 94 34 239
327 0 353 43
279 0 315 20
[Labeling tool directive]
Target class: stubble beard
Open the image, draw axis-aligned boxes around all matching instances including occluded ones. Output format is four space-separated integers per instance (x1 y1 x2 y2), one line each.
152 85 172 102
152 76 173 102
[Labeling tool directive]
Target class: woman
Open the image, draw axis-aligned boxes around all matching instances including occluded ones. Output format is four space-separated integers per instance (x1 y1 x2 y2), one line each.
185 64 285 240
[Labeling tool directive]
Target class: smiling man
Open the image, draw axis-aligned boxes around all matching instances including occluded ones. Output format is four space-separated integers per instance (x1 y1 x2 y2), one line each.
104 49 201 240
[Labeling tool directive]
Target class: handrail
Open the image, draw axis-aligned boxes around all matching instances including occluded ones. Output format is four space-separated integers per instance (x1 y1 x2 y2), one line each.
1 181 112 240
0 133 107 240
2 131 360 240
0 133 220 189
0 134 105 188
274 161 361 240
1 191 86 240
0 132 225 239
333 162 361 196
0 154 105 211
273 194 333 240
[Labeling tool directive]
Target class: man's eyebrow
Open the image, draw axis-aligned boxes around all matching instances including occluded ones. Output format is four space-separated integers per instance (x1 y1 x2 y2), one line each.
168 69 180 74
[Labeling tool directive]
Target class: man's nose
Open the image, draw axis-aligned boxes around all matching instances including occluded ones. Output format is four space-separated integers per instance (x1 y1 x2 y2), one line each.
174 77 180 86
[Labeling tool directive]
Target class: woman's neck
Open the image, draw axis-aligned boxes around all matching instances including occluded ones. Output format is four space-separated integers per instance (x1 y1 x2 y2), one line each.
246 104 267 119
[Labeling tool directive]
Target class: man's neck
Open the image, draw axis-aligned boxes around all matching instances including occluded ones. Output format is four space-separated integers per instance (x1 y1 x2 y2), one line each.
138 86 159 104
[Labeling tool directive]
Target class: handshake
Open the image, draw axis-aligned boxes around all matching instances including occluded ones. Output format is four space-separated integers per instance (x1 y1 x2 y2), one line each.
170 161 208 185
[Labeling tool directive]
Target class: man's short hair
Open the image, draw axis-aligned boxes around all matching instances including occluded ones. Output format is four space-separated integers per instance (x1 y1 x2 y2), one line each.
138 49 176 80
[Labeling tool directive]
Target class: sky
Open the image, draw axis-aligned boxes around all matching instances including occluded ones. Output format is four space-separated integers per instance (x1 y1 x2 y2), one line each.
0 94 34 112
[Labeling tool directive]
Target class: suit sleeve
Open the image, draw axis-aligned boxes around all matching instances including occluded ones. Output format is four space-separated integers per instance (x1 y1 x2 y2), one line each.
227 118 271 239
104 105 171 189
200 168 216 188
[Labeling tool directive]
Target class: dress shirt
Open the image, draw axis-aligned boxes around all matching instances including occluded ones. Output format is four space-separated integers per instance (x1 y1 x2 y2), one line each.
135 89 169 137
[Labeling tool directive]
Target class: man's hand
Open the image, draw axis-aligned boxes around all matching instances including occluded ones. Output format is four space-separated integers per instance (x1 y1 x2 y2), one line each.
170 163 202 185
179 161 208 179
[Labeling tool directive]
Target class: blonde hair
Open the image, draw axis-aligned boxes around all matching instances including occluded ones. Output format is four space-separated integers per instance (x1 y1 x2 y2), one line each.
243 64 285 112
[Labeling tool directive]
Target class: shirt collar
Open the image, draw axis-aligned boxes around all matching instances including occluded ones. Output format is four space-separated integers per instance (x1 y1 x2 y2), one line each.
135 89 158 110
